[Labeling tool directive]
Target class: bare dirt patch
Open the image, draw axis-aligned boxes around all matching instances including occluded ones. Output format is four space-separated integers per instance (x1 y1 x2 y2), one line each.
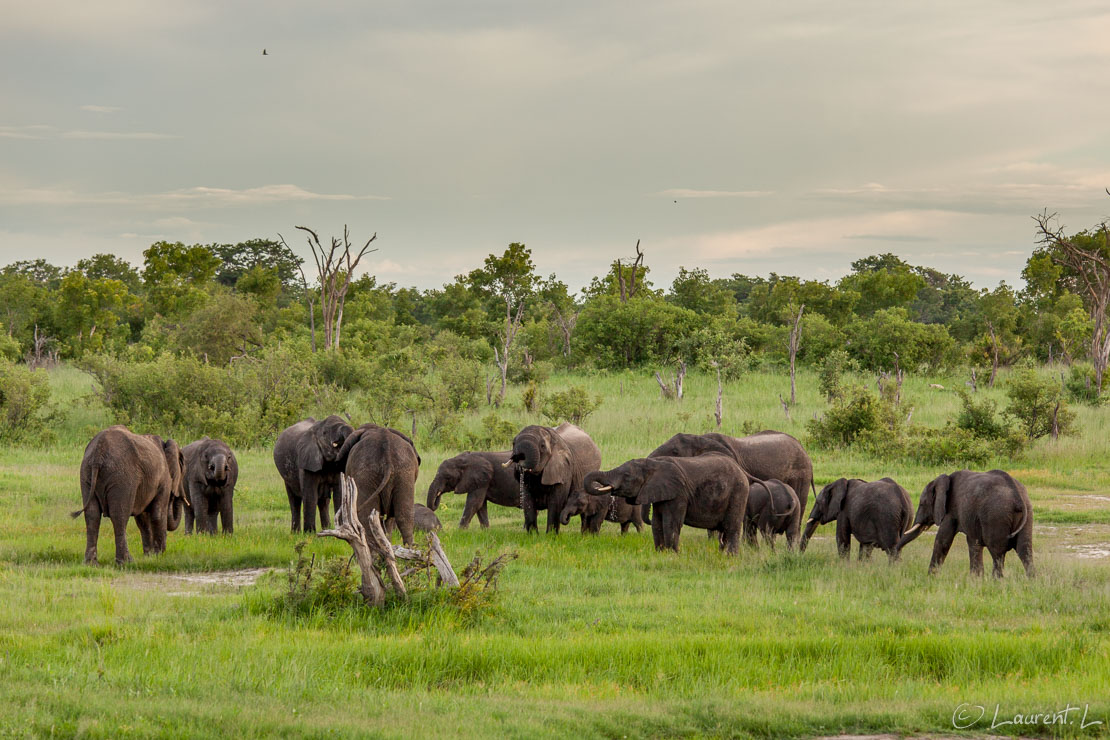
1067 544 1110 559
119 568 274 596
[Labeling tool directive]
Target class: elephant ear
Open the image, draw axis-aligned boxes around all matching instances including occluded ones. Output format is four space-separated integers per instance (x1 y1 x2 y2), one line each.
297 438 324 472
540 438 572 487
633 461 676 506
932 474 951 523
826 478 850 520
458 456 493 495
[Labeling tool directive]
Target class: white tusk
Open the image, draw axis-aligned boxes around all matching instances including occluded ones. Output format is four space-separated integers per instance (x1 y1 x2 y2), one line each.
502 459 514 468
593 485 613 492
903 523 922 535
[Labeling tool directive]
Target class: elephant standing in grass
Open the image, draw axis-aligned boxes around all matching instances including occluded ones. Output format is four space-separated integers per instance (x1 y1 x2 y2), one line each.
183 437 237 534
585 454 749 553
896 470 1034 578
508 423 602 534
648 431 814 536
340 424 421 547
743 479 799 550
800 478 913 562
273 415 353 533
559 488 645 534
72 426 188 565
425 451 519 528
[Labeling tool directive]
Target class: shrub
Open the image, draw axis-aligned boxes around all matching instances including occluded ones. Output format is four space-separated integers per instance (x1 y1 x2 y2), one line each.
0 329 20 361
806 384 885 448
0 360 55 445
1005 368 1075 440
1064 363 1104 406
817 349 858 401
955 390 1009 439
521 381 542 413
542 386 601 425
465 413 518 450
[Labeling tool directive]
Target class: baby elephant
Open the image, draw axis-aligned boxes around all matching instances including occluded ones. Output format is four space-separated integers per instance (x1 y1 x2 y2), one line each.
896 470 1033 578
388 503 442 535
182 437 238 534
559 488 645 534
800 477 912 562
744 479 800 550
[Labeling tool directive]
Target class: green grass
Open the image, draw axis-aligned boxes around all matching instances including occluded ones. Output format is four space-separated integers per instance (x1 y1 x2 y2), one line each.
2 365 1109 738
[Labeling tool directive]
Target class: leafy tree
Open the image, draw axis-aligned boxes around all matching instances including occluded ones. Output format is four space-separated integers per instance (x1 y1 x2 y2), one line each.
170 292 263 364
1005 368 1074 440
2 259 64 289
573 294 699 368
75 254 141 290
54 273 134 356
142 241 220 317
235 265 283 306
668 267 737 317
839 255 926 316
214 238 303 290
844 308 956 371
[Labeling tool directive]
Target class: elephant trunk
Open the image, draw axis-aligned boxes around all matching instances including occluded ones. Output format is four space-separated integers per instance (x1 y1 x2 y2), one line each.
895 521 928 551
426 478 446 510
167 494 185 532
799 517 820 552
514 440 541 473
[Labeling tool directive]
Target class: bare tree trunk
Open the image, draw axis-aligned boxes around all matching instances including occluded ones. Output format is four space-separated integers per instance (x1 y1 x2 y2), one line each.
970 368 978 393
988 321 1000 388
788 304 804 405
714 366 723 429
654 371 675 399
494 298 525 407
778 394 791 421
675 360 687 400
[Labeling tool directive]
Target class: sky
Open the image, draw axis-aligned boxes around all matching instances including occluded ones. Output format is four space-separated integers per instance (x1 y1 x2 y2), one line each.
2 0 1109 294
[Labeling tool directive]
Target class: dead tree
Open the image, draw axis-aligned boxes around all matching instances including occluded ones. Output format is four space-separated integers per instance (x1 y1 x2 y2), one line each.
788 304 804 405
986 321 1002 387
296 263 317 353
280 226 378 351
1034 205 1110 394
550 302 579 357
654 361 687 400
494 299 525 407
27 325 58 370
616 240 645 304
713 363 724 429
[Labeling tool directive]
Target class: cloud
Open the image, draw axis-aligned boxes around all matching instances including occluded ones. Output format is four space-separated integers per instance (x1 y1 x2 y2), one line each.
0 183 389 207
61 130 179 140
658 188 773 199
80 105 122 113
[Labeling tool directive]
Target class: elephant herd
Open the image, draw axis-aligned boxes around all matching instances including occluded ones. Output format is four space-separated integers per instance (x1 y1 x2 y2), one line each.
73 418 1035 578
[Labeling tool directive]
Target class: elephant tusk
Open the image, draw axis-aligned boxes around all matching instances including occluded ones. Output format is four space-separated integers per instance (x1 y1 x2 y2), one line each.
502 459 514 468
593 485 613 492
903 523 922 535
806 517 816 524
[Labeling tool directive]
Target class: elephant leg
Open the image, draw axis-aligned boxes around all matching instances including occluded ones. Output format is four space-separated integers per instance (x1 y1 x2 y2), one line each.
743 519 758 548
988 547 1006 579
136 512 154 555
285 482 302 533
460 493 483 529
786 515 800 551
858 544 874 561
835 517 852 559
83 498 102 565
477 502 490 528
651 509 665 551
300 473 319 533
928 518 959 574
521 486 538 534
149 501 168 554
219 493 234 534
191 494 210 535
1016 533 1035 577
967 537 985 576
621 521 630 535
109 505 133 565
667 502 688 552
317 494 331 530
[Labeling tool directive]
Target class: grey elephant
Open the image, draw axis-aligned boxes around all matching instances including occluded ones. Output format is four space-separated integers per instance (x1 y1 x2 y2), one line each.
743 479 799 550
895 470 1034 577
71 426 188 565
182 437 238 534
339 424 421 547
273 415 353 533
425 451 520 528
507 423 602 534
648 431 814 536
585 454 749 553
558 487 645 534
800 477 913 562
386 503 441 535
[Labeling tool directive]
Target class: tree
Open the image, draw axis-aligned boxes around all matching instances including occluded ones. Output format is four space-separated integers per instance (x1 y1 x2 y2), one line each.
142 241 221 317
75 254 141 290
839 258 926 317
467 243 537 406
215 238 303 290
55 273 133 356
281 226 378 351
668 267 738 317
2 259 64 289
1033 205 1110 393
536 275 579 358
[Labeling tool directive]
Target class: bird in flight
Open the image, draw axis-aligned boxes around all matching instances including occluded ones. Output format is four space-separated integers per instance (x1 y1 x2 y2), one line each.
262 49 268 55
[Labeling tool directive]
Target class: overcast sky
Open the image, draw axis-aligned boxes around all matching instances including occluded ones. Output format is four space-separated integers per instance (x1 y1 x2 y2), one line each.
2 0 1109 293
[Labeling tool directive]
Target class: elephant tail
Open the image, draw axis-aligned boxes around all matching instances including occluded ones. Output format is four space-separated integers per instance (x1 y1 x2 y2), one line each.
1008 490 1030 540
349 463 393 528
71 464 99 518
782 487 798 518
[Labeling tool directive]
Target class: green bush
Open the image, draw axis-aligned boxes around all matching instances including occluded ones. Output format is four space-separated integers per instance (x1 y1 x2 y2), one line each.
955 390 1009 439
0 329 20 361
1064 363 1104 406
806 384 885 448
0 360 55 445
817 349 858 401
464 413 518 450
542 386 601 425
1005 368 1075 440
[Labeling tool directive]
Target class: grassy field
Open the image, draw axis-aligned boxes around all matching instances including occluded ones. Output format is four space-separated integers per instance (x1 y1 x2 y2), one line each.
1 365 1109 738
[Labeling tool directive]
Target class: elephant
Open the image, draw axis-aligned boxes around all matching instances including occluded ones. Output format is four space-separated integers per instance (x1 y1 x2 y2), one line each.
339 424 421 547
386 503 441 535
800 477 913 562
584 454 749 553
507 422 602 534
895 470 1034 578
558 488 645 534
182 437 238 535
648 431 814 537
71 426 188 565
273 415 353 533
743 479 800 550
425 451 520 528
